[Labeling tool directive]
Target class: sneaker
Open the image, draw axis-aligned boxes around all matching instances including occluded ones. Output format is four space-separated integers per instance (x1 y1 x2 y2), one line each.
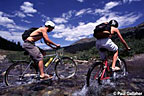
40 74 53 80
111 66 120 71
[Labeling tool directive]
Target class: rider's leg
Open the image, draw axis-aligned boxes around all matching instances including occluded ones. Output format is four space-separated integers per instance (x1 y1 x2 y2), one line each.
23 42 51 78
38 60 53 79
112 50 118 68
35 49 52 78
38 60 45 77
111 50 120 71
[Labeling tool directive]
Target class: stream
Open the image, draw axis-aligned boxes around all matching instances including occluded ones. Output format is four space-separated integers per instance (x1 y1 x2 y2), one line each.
0 54 144 96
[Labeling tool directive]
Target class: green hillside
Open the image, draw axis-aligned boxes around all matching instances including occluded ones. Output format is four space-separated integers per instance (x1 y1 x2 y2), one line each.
0 36 23 51
64 22 144 60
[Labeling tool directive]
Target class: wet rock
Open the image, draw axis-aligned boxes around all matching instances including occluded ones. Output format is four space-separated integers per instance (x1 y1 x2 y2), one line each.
43 89 63 96
0 55 6 63
130 83 140 90
132 78 144 83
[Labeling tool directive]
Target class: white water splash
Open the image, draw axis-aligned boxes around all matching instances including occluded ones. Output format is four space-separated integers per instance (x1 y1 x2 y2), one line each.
73 79 116 96
72 84 88 96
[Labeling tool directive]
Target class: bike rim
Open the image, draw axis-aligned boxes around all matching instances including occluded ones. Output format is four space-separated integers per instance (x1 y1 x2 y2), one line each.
87 63 103 87
5 61 37 86
55 57 77 79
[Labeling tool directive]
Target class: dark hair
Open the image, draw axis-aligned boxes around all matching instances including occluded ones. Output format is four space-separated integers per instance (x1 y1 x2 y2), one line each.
109 19 118 28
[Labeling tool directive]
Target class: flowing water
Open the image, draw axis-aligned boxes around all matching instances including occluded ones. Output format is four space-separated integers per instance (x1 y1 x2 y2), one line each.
73 79 116 96
72 84 88 96
0 54 144 96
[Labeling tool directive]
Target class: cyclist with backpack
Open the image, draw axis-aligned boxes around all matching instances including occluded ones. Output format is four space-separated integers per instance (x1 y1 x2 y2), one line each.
22 21 60 79
94 19 130 71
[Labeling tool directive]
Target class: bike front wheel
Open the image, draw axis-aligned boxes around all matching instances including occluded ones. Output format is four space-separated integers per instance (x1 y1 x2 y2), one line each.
116 57 128 77
86 62 103 87
55 57 77 79
5 61 36 86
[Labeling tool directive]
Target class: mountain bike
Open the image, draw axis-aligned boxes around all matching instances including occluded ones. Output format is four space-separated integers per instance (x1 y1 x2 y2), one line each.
86 48 128 87
4 48 77 86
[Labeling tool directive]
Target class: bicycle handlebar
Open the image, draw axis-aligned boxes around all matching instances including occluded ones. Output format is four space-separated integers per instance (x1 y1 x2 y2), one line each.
119 48 131 52
55 46 61 50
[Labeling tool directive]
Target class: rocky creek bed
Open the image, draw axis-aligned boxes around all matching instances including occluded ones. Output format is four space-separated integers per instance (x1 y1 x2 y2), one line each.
0 54 144 96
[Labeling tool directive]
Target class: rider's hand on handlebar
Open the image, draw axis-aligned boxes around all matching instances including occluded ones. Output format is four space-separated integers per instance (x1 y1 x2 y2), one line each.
55 44 61 49
126 47 131 51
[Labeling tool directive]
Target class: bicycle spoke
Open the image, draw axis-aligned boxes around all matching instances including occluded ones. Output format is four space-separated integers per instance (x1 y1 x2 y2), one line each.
55 57 77 79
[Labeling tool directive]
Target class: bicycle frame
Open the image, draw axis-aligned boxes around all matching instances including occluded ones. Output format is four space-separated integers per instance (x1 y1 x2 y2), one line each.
98 56 122 81
22 49 63 76
21 61 33 76
5 48 77 86
100 59 110 80
43 51 60 73
86 49 128 87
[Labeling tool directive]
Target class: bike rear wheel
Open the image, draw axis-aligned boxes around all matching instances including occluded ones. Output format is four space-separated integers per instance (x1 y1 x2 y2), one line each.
55 57 77 79
86 62 103 87
5 61 36 86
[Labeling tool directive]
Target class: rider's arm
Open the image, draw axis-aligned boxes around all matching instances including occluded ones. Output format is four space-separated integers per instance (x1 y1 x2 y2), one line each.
42 29 58 47
45 42 56 49
112 27 130 50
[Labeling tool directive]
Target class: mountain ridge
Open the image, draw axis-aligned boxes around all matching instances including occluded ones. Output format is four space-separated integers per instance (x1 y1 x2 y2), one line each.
64 21 144 53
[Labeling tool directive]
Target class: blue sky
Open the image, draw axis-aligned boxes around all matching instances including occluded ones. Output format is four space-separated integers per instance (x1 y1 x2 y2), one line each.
0 0 144 49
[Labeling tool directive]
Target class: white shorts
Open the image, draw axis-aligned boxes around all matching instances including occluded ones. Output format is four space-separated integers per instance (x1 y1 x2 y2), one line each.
96 38 118 60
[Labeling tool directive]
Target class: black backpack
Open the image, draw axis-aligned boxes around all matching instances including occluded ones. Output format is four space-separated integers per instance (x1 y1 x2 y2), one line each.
93 23 111 39
22 27 38 41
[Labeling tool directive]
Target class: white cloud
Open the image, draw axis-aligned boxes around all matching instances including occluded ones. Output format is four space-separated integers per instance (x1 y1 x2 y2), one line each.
51 1 142 41
77 0 84 3
53 17 68 24
53 22 95 41
114 13 142 27
0 11 27 32
40 14 50 22
0 11 27 43
75 8 92 16
0 11 15 25
105 2 120 10
95 1 120 14
20 2 37 13
75 9 87 16
0 1 141 43
26 13 34 17
62 10 75 19
94 1 142 27
96 12 142 27
122 0 141 3
2 2 37 18
21 19 31 23
0 30 23 42
79 22 85 26
15 11 26 18
53 12 141 41
0 11 19 30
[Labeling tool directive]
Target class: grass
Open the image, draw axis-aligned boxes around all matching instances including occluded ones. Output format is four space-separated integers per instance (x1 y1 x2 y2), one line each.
66 38 144 61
